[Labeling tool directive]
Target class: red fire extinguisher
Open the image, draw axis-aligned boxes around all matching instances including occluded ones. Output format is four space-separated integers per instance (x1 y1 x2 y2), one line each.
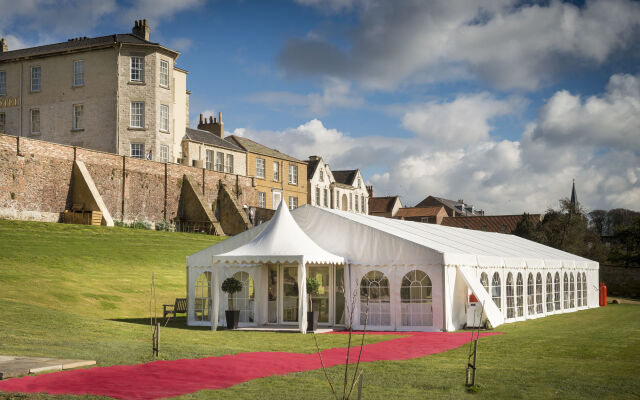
599 282 607 307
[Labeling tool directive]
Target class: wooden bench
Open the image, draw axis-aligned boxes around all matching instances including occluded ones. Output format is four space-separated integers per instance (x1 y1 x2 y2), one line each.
163 298 187 319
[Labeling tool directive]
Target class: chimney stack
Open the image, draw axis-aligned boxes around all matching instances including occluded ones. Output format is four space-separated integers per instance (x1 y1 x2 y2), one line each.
197 113 225 138
132 19 150 41
366 185 374 198
0 38 7 53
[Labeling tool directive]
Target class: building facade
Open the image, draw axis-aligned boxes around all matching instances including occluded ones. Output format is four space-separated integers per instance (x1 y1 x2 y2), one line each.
307 156 369 214
415 195 485 217
227 135 307 210
0 20 189 163
395 206 447 224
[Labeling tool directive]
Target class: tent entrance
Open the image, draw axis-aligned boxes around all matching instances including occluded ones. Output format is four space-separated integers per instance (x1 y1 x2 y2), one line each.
266 263 345 327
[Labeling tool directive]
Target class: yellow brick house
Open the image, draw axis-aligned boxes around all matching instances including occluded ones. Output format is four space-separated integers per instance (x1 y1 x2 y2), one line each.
226 135 307 210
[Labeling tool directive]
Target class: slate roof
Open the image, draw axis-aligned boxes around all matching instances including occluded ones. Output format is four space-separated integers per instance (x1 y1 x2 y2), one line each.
395 206 445 219
226 135 304 163
184 128 245 152
416 195 480 216
441 214 542 234
368 196 400 214
307 157 321 180
332 170 358 186
0 34 178 62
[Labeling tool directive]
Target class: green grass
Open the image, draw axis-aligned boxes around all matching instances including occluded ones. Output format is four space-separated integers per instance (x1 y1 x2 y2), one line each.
0 219 639 399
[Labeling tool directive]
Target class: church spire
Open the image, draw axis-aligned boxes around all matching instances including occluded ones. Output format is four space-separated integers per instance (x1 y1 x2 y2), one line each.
570 179 577 210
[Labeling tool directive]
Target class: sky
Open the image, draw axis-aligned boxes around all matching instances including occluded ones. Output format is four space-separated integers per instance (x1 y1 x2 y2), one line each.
1 0 639 214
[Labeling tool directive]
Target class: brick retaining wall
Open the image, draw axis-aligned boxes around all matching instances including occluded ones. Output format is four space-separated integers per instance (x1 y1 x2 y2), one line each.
0 134 258 224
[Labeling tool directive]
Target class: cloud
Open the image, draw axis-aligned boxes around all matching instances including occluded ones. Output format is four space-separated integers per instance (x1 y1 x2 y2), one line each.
280 0 640 91
248 78 364 116
234 74 640 213
402 93 524 145
167 37 194 53
118 0 205 27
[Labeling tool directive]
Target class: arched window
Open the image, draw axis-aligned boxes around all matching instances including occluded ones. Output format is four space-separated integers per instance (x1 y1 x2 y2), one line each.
583 272 588 306
570 273 575 308
535 273 543 314
480 272 489 294
546 273 553 312
577 273 582 307
230 271 255 323
194 271 212 321
506 273 515 319
491 272 501 310
401 270 433 326
554 272 561 310
527 273 535 315
516 273 524 317
360 270 390 326
563 273 569 309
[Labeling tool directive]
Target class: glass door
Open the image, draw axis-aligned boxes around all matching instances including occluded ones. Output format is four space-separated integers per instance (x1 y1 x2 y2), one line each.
267 264 278 324
281 265 298 323
308 266 331 324
334 265 346 326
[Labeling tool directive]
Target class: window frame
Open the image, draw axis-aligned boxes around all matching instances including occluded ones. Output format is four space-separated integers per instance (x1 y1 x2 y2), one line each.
130 142 145 159
130 56 144 82
0 71 6 95
30 108 40 134
30 66 41 92
288 164 298 185
159 59 169 88
73 60 84 87
225 154 234 174
258 192 266 208
72 104 84 130
160 104 169 132
288 195 298 210
130 101 145 128
256 158 265 179
216 152 224 172
160 145 169 163
273 161 279 181
205 149 213 170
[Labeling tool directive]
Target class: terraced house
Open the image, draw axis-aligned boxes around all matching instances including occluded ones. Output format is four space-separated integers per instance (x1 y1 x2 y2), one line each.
226 136 307 210
0 20 189 163
307 156 369 214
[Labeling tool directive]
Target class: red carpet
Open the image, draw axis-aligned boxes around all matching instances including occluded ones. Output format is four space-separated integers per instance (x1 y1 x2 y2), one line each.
0 331 498 400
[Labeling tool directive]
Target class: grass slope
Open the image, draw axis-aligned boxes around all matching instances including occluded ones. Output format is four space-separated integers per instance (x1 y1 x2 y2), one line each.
0 220 639 399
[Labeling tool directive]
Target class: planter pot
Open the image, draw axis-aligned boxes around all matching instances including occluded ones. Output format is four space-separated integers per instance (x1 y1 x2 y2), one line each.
307 311 319 332
225 310 240 329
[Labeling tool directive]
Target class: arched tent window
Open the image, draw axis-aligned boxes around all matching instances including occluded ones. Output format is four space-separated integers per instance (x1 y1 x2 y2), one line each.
194 271 212 321
554 272 561 310
401 270 433 326
563 273 569 309
582 272 587 305
480 272 489 294
516 273 524 317
546 273 553 312
570 273 575 308
506 273 515 319
536 273 543 314
230 271 255 323
360 270 390 326
527 273 535 315
577 273 582 307
491 272 501 310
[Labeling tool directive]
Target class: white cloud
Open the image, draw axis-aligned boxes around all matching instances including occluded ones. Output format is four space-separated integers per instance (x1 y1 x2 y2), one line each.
281 0 640 91
402 93 523 145
167 37 194 53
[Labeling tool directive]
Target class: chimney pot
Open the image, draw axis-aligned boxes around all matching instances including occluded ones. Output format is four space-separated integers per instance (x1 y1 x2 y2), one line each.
0 38 7 53
199 114 203 124
218 112 222 123
132 18 150 41
214 118 217 124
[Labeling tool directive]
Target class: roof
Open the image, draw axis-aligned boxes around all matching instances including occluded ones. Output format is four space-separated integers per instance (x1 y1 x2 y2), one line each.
184 128 244 152
441 214 542 234
416 196 479 216
226 135 304 164
0 34 178 62
395 206 445 219
307 157 321 180
368 196 400 214
332 170 358 186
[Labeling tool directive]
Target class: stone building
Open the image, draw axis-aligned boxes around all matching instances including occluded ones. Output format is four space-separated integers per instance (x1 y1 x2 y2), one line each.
415 195 484 217
395 206 447 224
181 113 247 176
0 20 189 163
226 135 307 210
306 156 369 214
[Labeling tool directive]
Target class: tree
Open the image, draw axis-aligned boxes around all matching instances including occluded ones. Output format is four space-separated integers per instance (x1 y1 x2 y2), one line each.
608 216 640 266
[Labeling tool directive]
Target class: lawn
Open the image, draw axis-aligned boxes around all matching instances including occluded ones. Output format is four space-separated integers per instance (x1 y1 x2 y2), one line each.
0 219 639 399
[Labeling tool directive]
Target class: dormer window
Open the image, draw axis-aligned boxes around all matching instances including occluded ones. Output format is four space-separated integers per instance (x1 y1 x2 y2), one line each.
358 178 361 188
319 169 324 182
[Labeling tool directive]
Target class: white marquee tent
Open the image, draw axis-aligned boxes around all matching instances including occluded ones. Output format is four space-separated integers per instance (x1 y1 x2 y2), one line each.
187 204 599 332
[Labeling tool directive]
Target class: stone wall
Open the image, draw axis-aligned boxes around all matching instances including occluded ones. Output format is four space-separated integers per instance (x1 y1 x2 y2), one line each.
600 264 640 298
0 134 258 226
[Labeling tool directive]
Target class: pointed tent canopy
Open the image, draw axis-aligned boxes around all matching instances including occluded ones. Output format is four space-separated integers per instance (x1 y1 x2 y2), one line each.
213 200 345 265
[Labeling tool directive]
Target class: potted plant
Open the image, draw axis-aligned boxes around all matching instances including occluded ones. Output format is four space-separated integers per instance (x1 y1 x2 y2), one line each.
221 277 243 329
307 276 321 332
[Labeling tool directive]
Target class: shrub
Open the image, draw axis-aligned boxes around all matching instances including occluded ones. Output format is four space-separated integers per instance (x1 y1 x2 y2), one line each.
155 220 174 232
129 220 152 230
221 277 243 311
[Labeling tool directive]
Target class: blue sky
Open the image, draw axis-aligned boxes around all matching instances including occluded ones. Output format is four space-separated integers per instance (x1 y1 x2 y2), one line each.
1 0 639 213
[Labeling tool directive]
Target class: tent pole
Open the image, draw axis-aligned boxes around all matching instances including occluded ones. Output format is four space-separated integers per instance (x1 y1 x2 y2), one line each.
298 257 308 334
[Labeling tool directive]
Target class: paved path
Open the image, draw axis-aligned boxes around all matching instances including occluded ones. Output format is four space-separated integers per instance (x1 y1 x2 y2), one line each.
0 331 498 400
0 356 95 380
